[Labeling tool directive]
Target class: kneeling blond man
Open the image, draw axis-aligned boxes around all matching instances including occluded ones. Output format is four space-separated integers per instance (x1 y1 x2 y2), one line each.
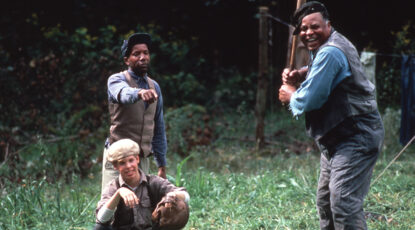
95 139 189 230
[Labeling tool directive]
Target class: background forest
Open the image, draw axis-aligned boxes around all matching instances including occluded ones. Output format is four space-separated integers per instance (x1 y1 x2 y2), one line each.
1 0 415 229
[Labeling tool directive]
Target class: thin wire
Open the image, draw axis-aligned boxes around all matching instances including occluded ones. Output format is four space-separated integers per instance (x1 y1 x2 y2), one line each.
266 14 292 28
375 53 402 57
371 135 415 186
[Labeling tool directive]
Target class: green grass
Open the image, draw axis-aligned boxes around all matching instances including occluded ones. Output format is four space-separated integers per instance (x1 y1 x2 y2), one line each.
182 153 321 230
1 109 415 229
0 175 99 230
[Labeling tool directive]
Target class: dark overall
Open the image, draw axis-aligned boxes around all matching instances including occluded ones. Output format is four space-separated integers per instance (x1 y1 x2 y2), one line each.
306 31 384 230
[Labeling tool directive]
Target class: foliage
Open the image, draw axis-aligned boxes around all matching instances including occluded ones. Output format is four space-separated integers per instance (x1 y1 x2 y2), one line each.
172 154 194 187
0 2 271 175
381 108 401 153
211 68 257 108
376 21 415 109
391 21 415 54
0 107 106 184
1 25 256 181
0 24 119 165
130 24 209 107
376 61 401 110
3 23 120 119
164 104 213 156
147 26 257 108
0 19 259 167
0 177 98 230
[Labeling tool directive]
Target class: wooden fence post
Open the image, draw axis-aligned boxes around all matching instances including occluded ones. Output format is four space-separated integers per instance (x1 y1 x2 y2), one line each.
255 6 269 150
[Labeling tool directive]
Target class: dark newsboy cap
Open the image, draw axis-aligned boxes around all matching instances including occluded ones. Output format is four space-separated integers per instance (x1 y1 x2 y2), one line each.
121 33 152 57
292 1 329 35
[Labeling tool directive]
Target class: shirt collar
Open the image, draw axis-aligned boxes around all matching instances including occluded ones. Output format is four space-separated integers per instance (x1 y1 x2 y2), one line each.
118 168 148 188
311 28 335 58
127 68 148 81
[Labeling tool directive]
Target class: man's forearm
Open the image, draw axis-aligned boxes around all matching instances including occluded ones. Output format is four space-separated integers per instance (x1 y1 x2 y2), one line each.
105 190 122 210
97 206 115 223
118 87 140 104
96 190 121 223
108 74 141 104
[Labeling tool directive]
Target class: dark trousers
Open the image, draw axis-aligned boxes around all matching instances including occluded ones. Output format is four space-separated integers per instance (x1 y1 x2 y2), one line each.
315 111 384 230
94 223 113 230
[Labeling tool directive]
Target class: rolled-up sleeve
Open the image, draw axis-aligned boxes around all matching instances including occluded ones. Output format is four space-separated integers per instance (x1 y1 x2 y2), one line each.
96 180 118 224
107 73 140 104
290 46 350 116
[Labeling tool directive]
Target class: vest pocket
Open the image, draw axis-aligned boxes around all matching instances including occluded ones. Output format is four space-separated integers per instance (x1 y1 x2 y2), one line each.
135 197 153 229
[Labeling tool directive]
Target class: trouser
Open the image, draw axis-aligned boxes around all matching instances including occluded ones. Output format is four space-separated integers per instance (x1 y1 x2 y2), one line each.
94 223 113 230
94 223 156 230
101 147 150 194
315 111 384 230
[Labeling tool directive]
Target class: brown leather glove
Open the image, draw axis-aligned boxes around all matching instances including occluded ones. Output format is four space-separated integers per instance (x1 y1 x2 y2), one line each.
151 194 189 230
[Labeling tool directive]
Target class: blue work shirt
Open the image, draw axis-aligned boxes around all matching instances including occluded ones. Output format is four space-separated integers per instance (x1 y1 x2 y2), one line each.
107 68 167 167
290 46 352 116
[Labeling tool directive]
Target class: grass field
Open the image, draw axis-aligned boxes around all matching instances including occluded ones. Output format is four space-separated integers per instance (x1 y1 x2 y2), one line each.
1 109 414 229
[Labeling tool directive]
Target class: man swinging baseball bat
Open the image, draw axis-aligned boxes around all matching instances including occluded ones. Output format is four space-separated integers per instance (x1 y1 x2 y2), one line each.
278 1 384 229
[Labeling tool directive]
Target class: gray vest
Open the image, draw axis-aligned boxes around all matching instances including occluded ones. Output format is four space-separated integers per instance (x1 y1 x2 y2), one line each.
108 71 157 157
305 30 377 140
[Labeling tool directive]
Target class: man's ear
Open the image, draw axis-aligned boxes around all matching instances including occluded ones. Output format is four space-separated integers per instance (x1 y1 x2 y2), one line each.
123 56 129 66
113 162 119 171
135 155 140 165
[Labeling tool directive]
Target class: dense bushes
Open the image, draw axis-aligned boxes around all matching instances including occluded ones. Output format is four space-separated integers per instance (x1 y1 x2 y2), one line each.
0 24 120 135
1 18 411 184
0 24 122 178
0 21 257 183
164 104 214 156
0 21 256 134
376 21 415 110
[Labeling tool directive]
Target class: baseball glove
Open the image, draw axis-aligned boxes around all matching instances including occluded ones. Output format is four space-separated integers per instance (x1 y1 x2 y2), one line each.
151 194 189 230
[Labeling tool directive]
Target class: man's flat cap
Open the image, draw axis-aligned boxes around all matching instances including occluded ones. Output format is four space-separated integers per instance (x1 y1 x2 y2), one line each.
121 33 152 57
106 139 140 163
292 1 329 35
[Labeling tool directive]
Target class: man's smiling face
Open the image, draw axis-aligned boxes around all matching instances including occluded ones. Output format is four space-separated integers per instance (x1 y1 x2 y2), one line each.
299 12 331 51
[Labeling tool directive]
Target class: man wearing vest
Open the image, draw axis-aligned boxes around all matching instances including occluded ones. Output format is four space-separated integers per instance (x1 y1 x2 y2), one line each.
102 33 167 194
279 2 384 229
